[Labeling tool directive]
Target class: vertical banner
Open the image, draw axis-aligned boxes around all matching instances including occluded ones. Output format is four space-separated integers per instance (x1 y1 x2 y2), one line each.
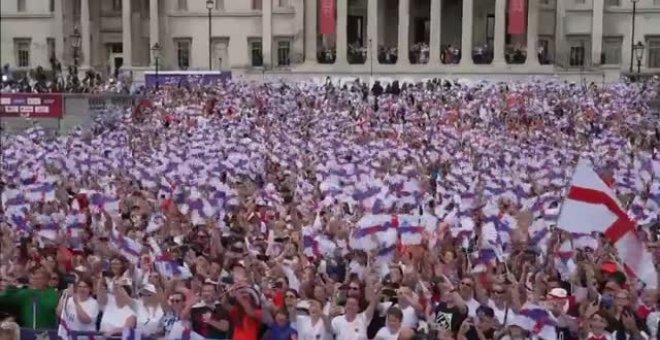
507 0 526 35
319 0 336 35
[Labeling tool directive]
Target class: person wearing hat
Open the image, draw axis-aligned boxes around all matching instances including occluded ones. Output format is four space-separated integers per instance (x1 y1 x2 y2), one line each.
134 283 165 337
545 288 578 340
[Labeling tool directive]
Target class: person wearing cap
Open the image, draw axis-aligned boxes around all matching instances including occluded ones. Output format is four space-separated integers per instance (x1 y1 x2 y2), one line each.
542 287 578 340
134 283 165 337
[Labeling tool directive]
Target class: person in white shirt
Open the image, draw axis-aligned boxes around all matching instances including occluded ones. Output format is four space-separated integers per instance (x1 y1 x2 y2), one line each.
97 278 137 337
331 291 378 340
134 284 164 337
375 307 412 340
56 277 99 338
297 299 331 340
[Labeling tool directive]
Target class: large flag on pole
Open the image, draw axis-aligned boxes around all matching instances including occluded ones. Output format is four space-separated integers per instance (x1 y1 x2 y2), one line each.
507 0 526 35
319 0 336 35
557 159 657 289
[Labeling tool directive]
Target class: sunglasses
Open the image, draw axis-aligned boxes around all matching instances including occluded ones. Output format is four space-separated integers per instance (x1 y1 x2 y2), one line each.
348 286 360 291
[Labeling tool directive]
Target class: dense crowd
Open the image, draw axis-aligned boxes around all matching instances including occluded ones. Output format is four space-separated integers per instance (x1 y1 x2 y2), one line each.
1 64 135 94
0 77 659 340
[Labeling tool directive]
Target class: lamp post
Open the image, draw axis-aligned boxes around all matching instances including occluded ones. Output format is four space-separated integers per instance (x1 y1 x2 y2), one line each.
206 0 214 70
633 41 644 75
629 0 639 73
71 27 81 74
368 38 373 79
151 42 161 90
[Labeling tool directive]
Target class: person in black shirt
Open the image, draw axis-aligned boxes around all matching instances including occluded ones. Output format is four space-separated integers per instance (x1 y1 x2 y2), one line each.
429 279 468 337
457 305 496 340
190 281 231 339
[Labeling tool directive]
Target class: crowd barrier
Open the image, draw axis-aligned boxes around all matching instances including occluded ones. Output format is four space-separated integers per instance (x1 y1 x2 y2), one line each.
0 93 140 136
19 327 227 340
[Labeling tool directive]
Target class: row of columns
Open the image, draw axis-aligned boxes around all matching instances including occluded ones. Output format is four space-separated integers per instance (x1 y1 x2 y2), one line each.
305 0 541 67
74 0 162 70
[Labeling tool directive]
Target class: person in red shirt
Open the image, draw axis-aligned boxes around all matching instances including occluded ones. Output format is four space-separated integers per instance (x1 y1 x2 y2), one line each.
229 288 263 340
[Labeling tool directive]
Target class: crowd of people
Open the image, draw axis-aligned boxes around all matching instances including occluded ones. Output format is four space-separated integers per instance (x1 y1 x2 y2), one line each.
0 76 659 340
1 63 135 94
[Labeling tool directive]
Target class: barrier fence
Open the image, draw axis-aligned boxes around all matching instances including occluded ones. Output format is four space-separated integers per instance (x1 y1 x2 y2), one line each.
0 93 140 136
18 328 226 340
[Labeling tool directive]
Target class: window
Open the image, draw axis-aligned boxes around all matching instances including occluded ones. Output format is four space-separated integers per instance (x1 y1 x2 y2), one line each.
252 0 262 10
112 0 121 11
540 0 552 5
277 40 291 66
648 38 660 68
17 0 26 12
215 0 224 10
278 0 289 7
47 38 56 62
14 39 31 68
655 0 660 5
605 0 620 6
574 0 585 4
249 39 263 66
569 45 586 66
73 0 81 17
49 0 54 12
601 37 622 65
175 39 191 69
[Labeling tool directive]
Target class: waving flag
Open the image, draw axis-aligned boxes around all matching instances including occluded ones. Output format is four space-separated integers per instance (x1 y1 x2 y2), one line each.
518 304 557 339
557 159 657 289
110 229 144 264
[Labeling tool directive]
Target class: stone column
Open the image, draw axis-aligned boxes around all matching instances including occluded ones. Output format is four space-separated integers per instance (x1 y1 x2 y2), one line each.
429 0 441 65
460 0 474 66
591 0 604 66
292 0 304 63
149 0 160 65
122 0 132 68
54 0 64 64
262 0 273 68
525 0 539 66
336 0 348 65
493 0 506 65
304 0 317 63
366 0 378 66
80 0 91 68
397 0 410 65
555 0 566 64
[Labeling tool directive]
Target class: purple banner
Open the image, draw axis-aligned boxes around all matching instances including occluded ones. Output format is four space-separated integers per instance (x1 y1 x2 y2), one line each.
144 71 232 88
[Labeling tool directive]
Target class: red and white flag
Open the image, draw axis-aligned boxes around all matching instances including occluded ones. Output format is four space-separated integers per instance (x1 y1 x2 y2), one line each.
557 159 657 289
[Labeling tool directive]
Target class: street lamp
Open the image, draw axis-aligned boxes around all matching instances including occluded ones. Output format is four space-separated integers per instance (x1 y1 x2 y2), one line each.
368 38 373 79
70 27 81 73
206 0 214 70
151 42 161 90
629 0 639 73
633 41 644 74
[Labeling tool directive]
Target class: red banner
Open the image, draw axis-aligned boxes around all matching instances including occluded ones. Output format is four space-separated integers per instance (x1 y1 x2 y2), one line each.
319 0 336 35
0 93 64 118
507 0 526 35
